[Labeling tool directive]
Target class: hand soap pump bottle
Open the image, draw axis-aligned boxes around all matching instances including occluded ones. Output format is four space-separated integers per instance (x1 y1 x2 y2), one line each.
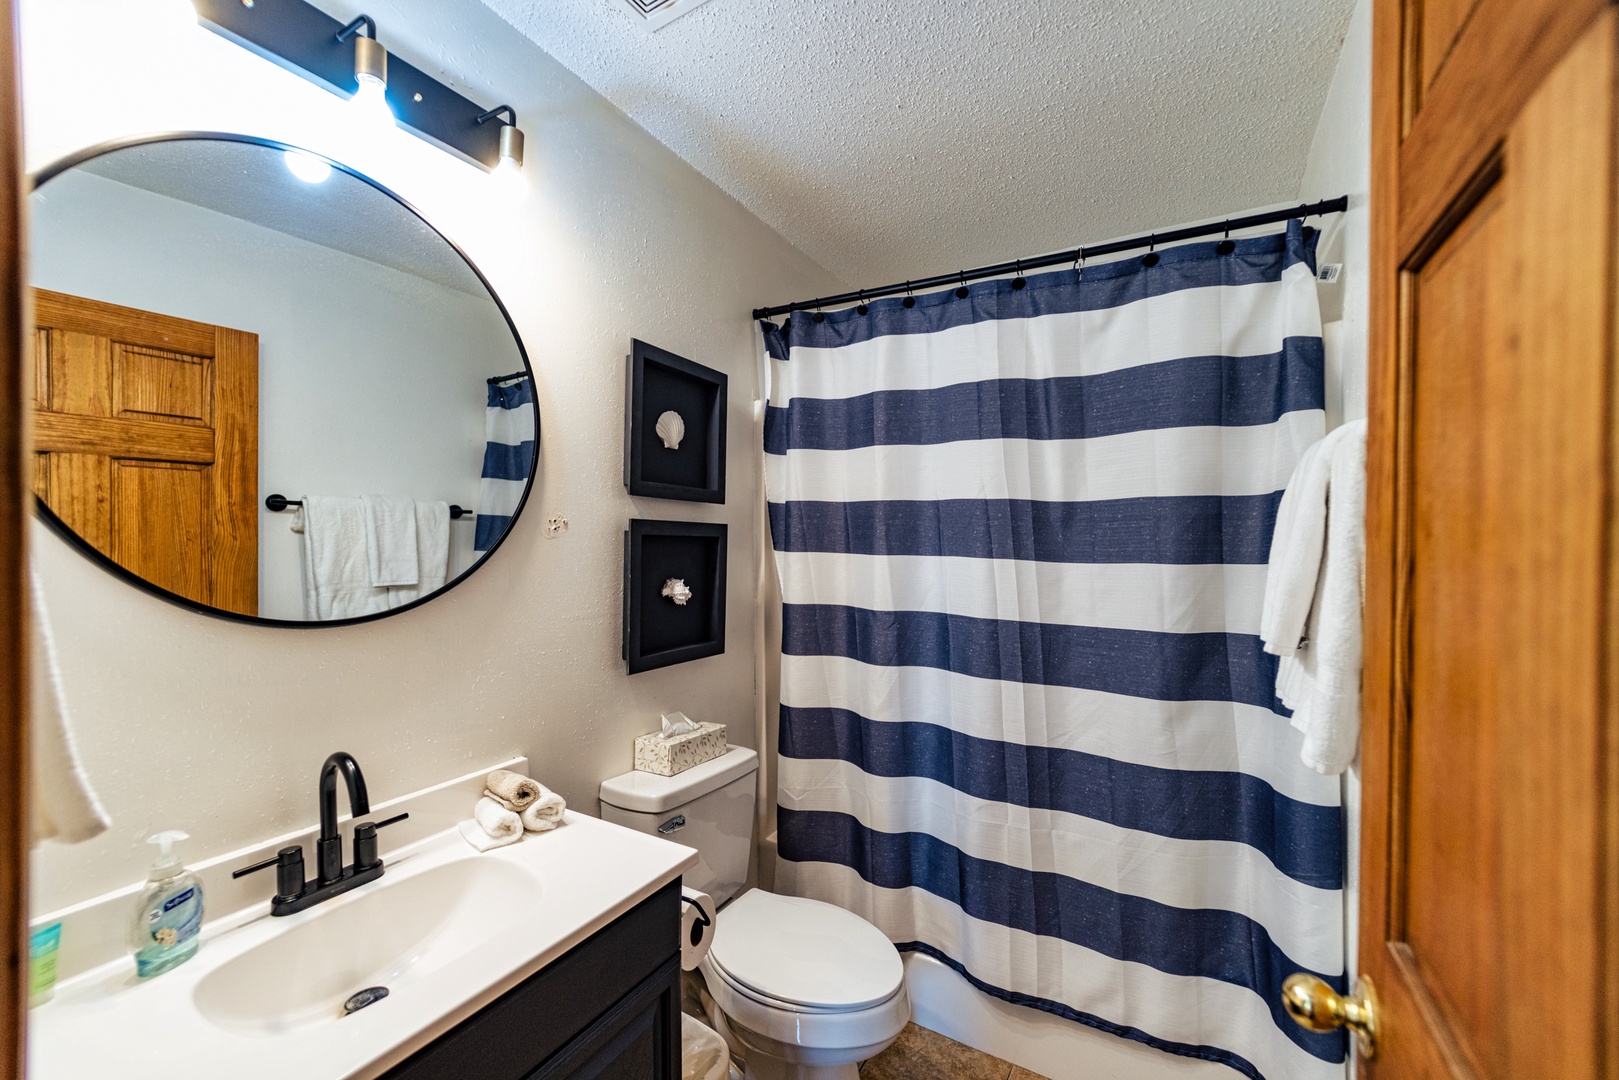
127 830 203 978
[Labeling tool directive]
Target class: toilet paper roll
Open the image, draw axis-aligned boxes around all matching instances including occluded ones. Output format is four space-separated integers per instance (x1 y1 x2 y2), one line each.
680 887 717 971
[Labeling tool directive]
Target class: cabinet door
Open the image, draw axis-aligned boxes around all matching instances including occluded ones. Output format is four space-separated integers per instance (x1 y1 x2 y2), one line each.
529 956 680 1080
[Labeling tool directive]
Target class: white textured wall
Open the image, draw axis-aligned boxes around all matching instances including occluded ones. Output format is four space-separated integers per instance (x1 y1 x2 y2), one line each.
32 170 513 618
23 0 841 913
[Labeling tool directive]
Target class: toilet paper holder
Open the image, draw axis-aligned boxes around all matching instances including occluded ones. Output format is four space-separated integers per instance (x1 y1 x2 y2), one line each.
679 887 717 971
682 893 712 945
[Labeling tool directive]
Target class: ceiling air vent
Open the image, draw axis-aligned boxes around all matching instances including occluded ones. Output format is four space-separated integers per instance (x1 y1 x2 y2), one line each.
617 0 715 31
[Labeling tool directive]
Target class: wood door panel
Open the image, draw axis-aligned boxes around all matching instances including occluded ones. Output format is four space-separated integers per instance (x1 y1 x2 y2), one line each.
32 290 259 615
1364 4 1617 1078
1416 0 1480 94
113 342 212 425
1403 185 1504 1080
112 461 209 601
42 328 110 417
44 453 111 553
1395 0 1605 256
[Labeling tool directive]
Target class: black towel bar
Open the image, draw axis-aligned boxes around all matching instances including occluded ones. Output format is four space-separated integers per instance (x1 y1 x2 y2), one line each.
264 493 474 519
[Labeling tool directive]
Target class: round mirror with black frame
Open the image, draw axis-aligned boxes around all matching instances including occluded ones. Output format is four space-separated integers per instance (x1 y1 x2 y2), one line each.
27 133 537 626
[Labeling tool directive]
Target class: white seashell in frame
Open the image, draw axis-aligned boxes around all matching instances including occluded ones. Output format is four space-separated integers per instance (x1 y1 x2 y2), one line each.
655 410 685 450
661 578 693 606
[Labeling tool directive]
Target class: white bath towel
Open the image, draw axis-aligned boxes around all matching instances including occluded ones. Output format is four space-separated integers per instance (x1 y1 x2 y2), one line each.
473 795 523 839
458 818 522 852
384 502 450 608
293 496 388 619
361 494 420 587
1266 420 1368 774
29 567 110 845
1261 424 1353 658
520 786 567 833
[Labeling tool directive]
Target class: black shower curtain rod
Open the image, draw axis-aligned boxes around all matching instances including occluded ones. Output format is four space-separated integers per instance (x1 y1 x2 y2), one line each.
751 195 1350 321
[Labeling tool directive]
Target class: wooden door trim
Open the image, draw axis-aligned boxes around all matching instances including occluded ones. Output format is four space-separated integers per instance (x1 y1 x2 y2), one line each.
33 289 217 358
31 412 215 463
0 0 26 1074
1396 0 1607 259
209 326 256 616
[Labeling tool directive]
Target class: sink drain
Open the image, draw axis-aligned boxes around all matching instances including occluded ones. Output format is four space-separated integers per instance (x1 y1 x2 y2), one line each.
342 986 390 1016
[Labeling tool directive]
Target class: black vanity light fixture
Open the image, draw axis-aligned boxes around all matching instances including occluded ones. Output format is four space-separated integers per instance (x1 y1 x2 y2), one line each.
190 0 525 173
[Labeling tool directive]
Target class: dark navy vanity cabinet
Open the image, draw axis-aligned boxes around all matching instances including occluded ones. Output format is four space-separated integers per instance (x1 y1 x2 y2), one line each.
380 880 682 1080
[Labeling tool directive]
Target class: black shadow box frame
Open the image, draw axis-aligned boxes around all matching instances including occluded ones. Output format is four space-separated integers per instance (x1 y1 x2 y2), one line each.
625 339 727 503
623 519 728 674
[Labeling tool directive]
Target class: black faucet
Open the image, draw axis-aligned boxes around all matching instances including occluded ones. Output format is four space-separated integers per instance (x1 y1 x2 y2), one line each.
233 752 408 916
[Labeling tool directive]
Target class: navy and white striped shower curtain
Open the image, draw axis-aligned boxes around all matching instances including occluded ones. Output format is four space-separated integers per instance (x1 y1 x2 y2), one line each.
762 221 1346 1080
475 375 535 551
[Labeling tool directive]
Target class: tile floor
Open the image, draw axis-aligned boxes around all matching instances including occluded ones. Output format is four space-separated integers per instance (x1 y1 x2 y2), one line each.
859 1023 1049 1080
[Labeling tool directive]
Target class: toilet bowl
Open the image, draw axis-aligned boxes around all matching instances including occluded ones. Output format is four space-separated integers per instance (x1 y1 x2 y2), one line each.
600 748 910 1080
698 889 908 1080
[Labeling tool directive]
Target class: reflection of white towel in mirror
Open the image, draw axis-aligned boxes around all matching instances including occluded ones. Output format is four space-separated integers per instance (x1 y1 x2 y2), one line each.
294 496 388 619
30 566 110 845
384 502 450 608
294 496 451 618
361 494 420 587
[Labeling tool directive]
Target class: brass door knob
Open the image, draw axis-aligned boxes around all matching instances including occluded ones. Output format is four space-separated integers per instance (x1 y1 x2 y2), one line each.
1282 973 1379 1059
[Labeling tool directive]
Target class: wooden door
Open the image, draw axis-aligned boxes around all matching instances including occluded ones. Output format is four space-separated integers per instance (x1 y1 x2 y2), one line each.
1356 0 1619 1077
30 290 259 616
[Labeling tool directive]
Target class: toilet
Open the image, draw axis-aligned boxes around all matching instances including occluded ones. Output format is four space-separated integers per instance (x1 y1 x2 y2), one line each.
600 747 910 1080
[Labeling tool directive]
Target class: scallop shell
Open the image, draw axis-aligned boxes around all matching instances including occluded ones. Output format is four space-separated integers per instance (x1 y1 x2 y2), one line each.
661 578 693 606
655 410 685 450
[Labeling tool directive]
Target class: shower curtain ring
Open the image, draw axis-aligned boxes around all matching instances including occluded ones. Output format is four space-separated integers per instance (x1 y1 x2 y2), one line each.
903 282 916 308
956 271 969 299
1012 259 1026 290
1074 247 1086 279
856 290 869 315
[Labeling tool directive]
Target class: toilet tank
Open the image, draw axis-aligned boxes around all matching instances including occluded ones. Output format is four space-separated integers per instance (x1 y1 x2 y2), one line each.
598 747 758 906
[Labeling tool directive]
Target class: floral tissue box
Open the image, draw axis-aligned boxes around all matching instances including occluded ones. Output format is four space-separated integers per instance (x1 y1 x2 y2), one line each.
634 713 728 776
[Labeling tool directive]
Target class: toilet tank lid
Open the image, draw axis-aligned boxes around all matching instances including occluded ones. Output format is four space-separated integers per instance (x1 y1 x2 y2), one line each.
600 747 759 813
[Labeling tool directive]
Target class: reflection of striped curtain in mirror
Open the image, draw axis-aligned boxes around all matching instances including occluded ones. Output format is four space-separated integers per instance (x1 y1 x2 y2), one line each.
475 376 535 551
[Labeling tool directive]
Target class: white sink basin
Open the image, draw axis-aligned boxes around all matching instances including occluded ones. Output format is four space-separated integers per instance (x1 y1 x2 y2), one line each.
31 812 698 1080
195 857 539 1034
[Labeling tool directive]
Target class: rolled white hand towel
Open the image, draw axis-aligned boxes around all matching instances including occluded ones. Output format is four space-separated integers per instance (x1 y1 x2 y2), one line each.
458 819 521 852
486 770 540 810
520 786 567 833
474 796 522 839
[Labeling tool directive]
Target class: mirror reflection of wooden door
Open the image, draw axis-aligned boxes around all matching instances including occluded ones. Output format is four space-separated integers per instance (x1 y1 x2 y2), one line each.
30 289 259 615
1346 0 1617 1077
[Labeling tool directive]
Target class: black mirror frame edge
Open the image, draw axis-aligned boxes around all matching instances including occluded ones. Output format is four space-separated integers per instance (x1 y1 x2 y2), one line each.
28 131 540 629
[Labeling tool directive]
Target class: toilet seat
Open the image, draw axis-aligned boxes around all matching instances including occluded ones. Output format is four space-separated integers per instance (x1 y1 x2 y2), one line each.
699 890 910 1055
705 890 904 1011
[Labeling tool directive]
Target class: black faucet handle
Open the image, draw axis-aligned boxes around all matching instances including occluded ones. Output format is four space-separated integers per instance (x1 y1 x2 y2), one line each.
233 845 306 903
353 813 408 871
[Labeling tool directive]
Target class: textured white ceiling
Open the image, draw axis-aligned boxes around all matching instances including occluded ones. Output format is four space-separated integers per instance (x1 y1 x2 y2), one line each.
479 0 1357 291
72 140 490 297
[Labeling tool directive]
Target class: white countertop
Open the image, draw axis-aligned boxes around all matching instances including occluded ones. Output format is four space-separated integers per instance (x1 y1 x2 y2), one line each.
28 812 698 1080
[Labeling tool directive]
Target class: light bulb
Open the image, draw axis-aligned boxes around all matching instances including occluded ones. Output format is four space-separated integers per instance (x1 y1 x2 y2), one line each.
351 73 395 130
284 150 333 184
491 154 527 202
